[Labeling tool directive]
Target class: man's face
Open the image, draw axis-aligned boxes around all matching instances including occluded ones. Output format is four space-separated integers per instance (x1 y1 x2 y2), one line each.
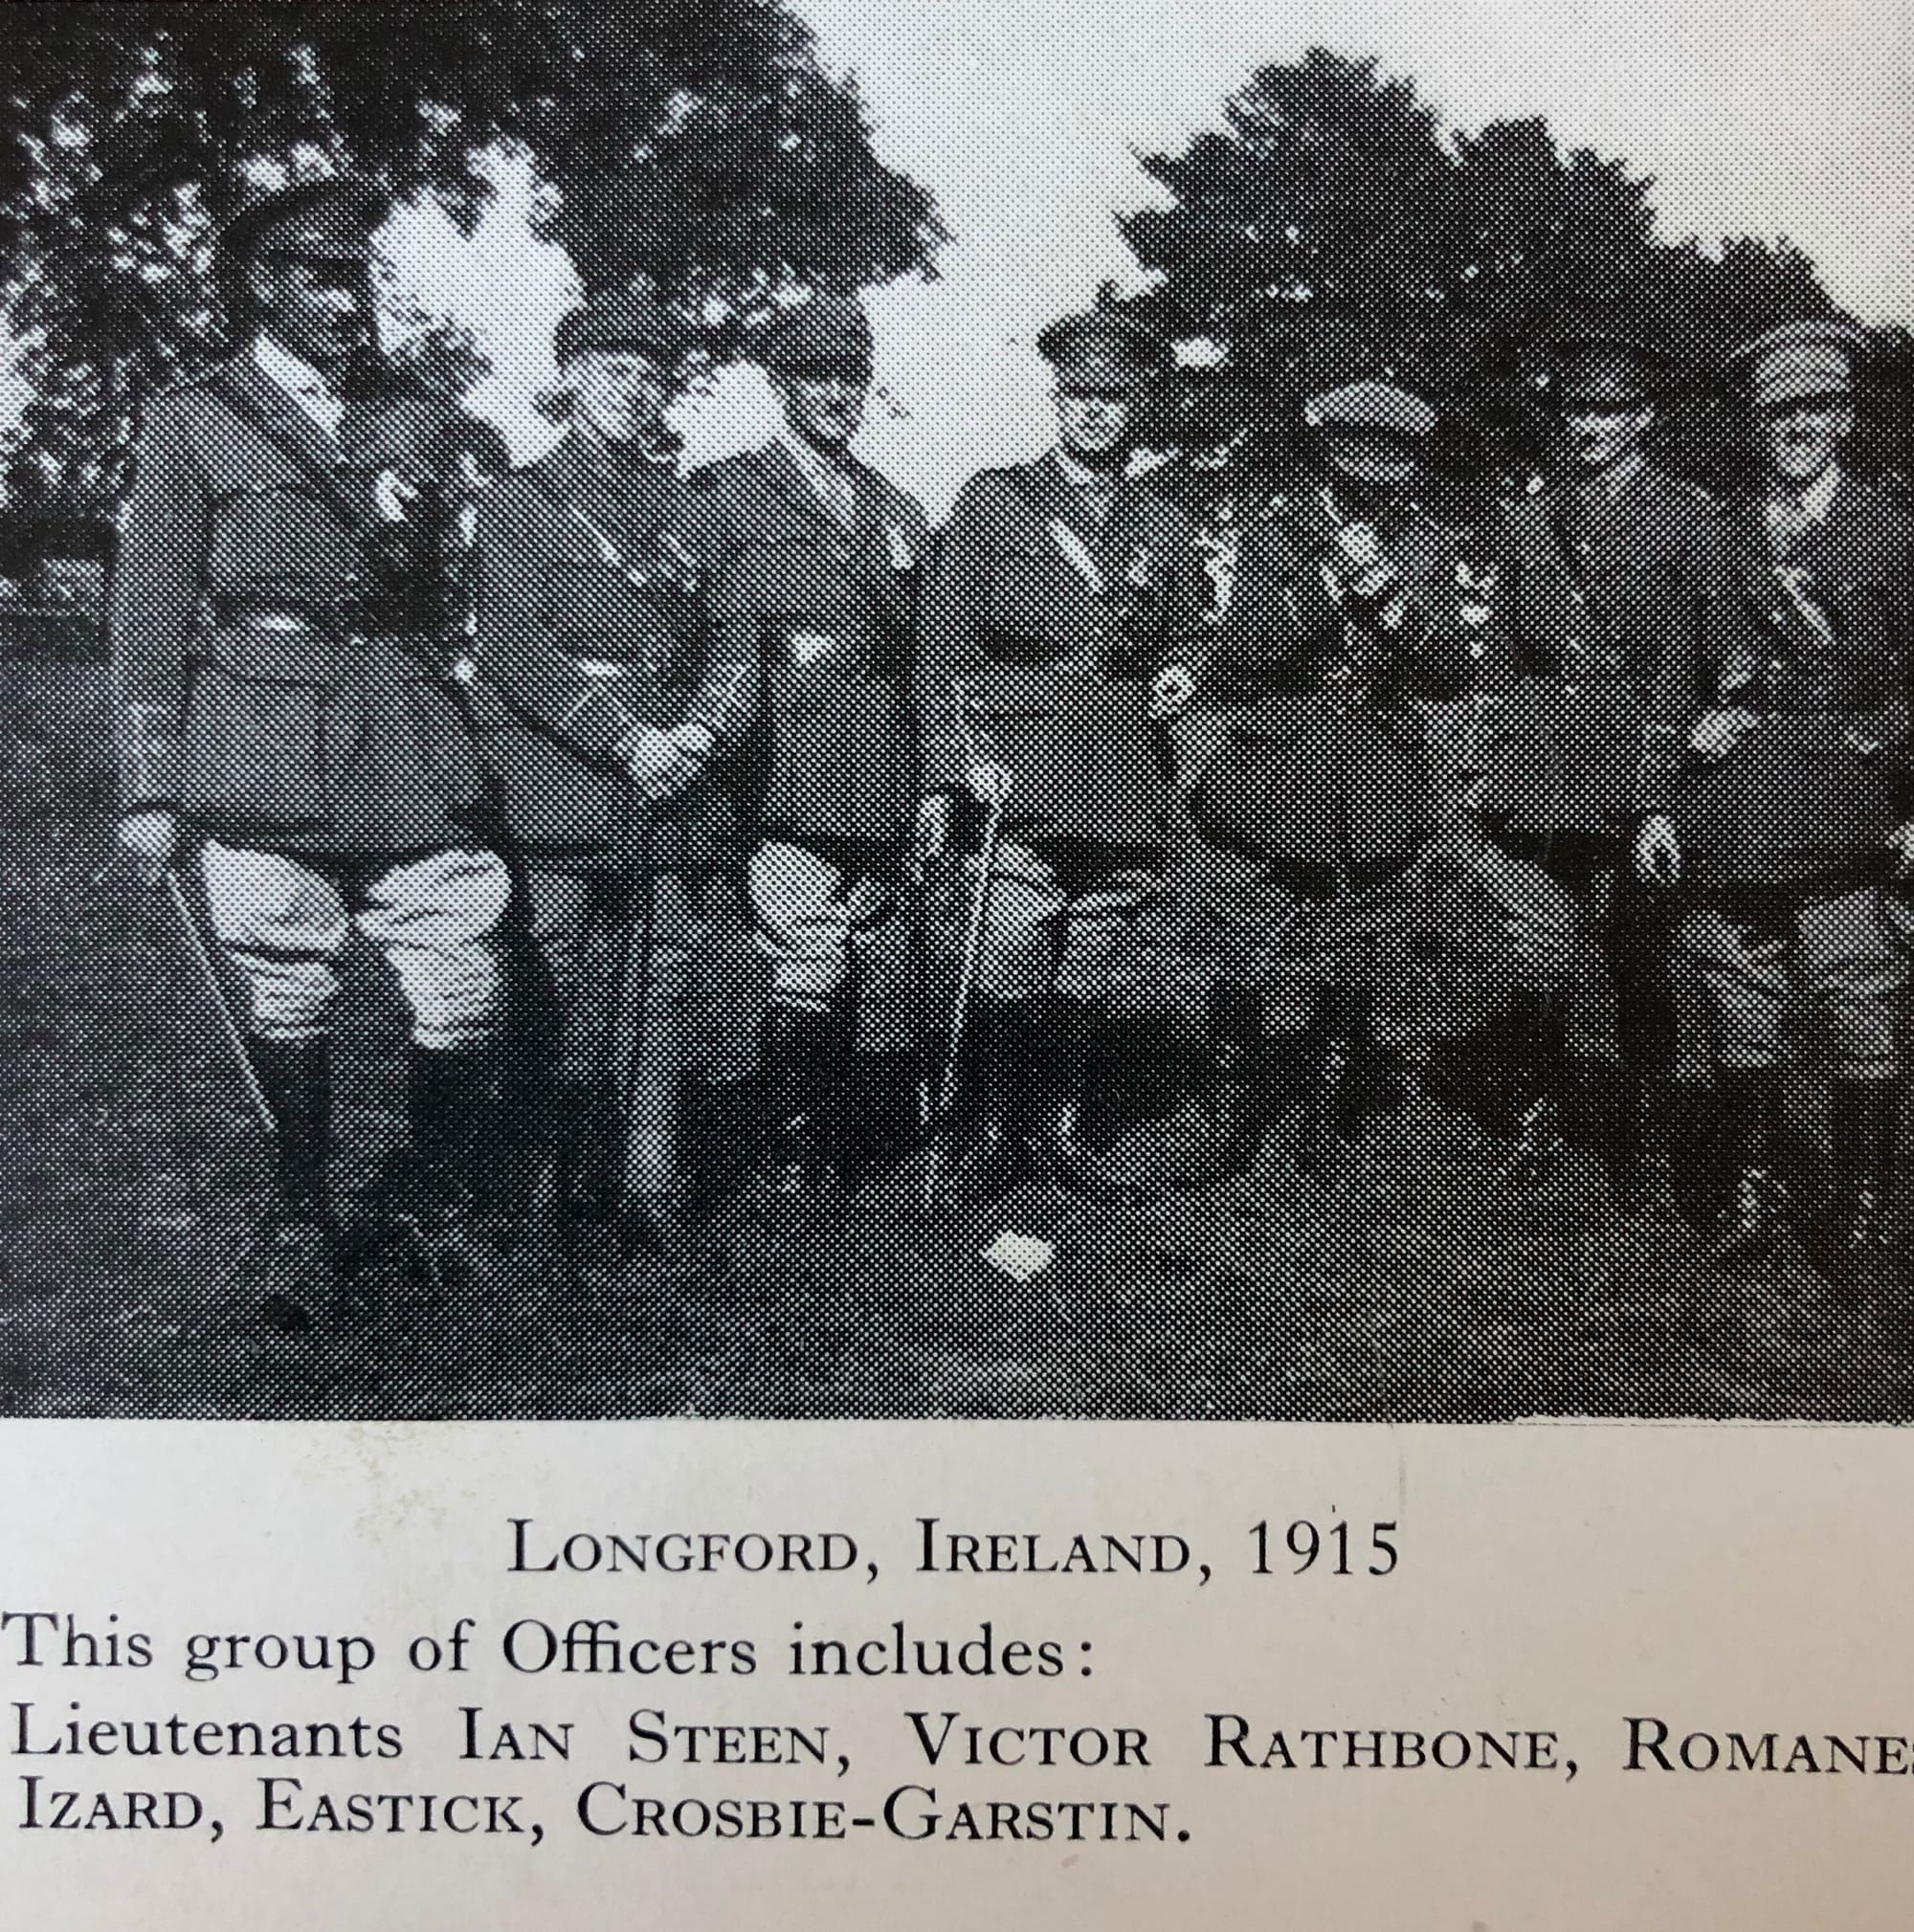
247 254 374 369
776 366 870 451
1557 404 1653 476
1054 381 1140 462
1760 398 1853 487
568 350 675 446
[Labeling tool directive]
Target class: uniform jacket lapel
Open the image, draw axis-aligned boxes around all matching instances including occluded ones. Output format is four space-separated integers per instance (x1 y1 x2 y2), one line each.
762 438 851 543
215 352 347 480
532 432 676 557
1014 453 1113 604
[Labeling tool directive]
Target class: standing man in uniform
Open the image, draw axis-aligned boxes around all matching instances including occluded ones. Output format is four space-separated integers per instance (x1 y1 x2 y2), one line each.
684 295 930 1210
109 180 512 1317
466 289 723 1259
1477 330 1747 1207
1177 363 1572 1178
917 311 1209 1197
1645 321 1914 1279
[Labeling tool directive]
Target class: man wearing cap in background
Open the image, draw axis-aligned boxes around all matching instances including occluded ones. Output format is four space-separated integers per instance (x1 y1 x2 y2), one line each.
1176 354 1562 1178
917 310 1208 1197
1643 320 1914 1288
109 179 512 1322
1476 329 1747 1210
466 287 723 1262
683 294 930 1211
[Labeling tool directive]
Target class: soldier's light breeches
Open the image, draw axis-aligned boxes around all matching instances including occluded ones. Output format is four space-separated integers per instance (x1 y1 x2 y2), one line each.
201 841 509 1049
970 842 1152 1009
748 841 887 1012
1680 889 1906 1078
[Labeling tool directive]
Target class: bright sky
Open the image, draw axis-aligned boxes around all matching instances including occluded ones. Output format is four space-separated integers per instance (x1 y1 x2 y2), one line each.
8 0 1911 516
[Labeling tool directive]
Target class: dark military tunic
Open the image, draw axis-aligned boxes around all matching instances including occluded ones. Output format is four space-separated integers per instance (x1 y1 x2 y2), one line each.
110 354 492 860
466 431 716 862
689 439 929 855
917 453 1208 853
1190 485 1481 877
1476 461 1744 837
1668 474 1914 888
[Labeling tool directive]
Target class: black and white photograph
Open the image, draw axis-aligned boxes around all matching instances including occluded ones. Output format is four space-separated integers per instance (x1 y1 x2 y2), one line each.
3 0 1912 1424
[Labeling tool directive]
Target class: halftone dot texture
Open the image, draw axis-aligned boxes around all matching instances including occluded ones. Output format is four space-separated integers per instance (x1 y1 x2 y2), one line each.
9 17 1914 1422
16 432 1914 1420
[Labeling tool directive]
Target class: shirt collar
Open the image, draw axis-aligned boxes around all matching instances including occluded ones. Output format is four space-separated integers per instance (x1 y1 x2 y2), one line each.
252 332 335 403
1782 464 1843 523
777 426 855 501
1051 446 1124 490
1576 452 1646 504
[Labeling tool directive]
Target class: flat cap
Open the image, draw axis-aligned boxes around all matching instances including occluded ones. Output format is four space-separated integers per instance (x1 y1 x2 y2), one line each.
1303 378 1437 439
221 178 390 265
757 295 875 377
1730 318 1868 410
1532 328 1667 409
1036 311 1170 385
553 286 688 365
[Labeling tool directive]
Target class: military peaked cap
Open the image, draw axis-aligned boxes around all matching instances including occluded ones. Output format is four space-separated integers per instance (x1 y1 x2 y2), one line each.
220 177 391 265
1532 328 1669 409
1729 318 1868 410
1036 311 1170 384
756 295 876 377
1303 377 1438 439
553 286 689 365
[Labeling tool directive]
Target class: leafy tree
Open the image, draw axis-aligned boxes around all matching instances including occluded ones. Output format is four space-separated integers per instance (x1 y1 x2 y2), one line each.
1123 49 1889 498
0 1 945 545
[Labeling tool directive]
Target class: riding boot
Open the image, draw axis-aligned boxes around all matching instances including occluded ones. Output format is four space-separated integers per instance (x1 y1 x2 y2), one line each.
754 1004 843 1212
384 1044 498 1301
943 998 1039 1200
1609 1070 1681 1220
1816 1077 1897 1294
1501 989 1568 1189
1296 988 1370 1181
250 1036 333 1225
408 1046 495 1210
539 1077 617 1278
247 1037 335 1330
1033 996 1117 1195
1706 1068 1787 1270
1174 985 1265 1188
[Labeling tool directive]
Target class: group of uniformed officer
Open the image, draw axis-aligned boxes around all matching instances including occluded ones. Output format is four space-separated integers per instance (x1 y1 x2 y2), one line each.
108 177 1914 1334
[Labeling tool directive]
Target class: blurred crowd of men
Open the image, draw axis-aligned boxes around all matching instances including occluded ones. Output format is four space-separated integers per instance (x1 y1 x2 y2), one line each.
108 179 1914 1334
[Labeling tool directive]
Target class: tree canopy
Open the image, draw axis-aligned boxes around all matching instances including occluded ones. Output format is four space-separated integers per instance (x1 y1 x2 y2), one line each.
1119 49 1884 492
0 0 946 549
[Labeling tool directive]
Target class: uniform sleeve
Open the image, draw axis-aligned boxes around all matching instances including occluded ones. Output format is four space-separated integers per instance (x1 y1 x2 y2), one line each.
1192 515 1340 699
1640 501 1738 816
866 480 930 686
1837 506 1914 766
1337 528 1472 702
1881 503 1914 796
913 476 995 792
1149 501 1213 678
470 482 639 769
107 396 209 812
1491 504 1560 679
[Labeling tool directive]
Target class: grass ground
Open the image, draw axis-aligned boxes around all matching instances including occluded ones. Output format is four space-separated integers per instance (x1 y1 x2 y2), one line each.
6 659 1913 1422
